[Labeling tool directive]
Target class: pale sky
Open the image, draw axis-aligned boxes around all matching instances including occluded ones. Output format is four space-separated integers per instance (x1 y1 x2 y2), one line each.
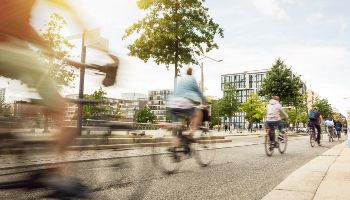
1 0 350 115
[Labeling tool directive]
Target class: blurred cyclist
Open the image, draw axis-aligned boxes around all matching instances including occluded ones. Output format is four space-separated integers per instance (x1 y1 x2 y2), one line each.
266 96 288 146
167 67 206 141
325 117 335 138
0 0 88 197
308 107 323 145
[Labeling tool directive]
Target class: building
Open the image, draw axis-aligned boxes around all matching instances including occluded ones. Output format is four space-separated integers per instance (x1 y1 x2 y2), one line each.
221 69 307 129
118 99 148 121
0 88 5 102
121 93 147 101
64 94 148 122
221 69 268 128
306 89 321 111
148 89 171 122
64 94 79 121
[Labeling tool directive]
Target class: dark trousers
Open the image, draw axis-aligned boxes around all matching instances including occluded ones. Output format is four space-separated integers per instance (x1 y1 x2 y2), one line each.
309 123 321 143
266 121 283 142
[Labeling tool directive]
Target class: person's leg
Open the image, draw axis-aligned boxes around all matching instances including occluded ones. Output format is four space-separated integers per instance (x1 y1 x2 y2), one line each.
266 122 276 143
190 108 203 134
315 124 321 144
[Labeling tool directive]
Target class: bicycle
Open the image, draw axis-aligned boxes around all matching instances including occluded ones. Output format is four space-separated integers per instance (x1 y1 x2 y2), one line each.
0 53 151 199
0 98 153 200
309 127 316 147
327 126 337 142
264 124 287 157
152 120 216 174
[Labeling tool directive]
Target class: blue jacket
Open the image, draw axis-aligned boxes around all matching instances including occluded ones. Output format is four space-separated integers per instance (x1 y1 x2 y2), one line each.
172 75 205 104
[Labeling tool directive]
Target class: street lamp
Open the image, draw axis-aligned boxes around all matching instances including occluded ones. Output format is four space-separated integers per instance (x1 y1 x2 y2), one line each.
197 55 223 92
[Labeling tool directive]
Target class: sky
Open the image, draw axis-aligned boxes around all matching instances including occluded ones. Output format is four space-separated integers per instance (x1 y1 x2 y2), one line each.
1 0 350 115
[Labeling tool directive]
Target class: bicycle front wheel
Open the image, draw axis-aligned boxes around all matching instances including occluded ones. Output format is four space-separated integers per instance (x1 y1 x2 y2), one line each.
278 133 288 154
152 128 181 174
193 130 216 167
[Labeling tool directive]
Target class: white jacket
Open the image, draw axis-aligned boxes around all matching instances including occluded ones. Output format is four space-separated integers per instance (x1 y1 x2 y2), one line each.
266 99 288 121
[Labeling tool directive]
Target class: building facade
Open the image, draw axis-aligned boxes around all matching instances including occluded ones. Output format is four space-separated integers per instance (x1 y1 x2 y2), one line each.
121 93 147 101
221 70 268 129
0 88 5 102
148 89 171 122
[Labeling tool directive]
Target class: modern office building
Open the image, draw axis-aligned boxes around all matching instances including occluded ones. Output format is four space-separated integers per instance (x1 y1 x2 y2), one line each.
148 89 171 122
221 69 307 129
0 88 5 102
221 69 268 129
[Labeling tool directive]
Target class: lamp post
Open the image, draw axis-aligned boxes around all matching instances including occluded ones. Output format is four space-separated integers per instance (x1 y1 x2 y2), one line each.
197 55 223 92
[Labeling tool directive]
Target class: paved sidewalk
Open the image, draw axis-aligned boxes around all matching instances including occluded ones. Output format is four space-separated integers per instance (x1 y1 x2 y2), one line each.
262 140 349 200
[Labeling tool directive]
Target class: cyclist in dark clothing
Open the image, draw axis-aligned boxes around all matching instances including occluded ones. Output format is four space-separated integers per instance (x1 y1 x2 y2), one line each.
335 120 343 138
308 108 323 145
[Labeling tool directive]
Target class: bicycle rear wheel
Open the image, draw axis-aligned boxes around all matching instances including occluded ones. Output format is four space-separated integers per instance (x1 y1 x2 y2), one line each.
193 130 216 167
152 128 181 174
278 133 288 154
310 131 316 147
264 135 274 156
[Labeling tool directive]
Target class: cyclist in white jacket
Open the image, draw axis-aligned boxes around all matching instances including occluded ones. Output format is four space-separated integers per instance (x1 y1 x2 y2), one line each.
266 96 288 145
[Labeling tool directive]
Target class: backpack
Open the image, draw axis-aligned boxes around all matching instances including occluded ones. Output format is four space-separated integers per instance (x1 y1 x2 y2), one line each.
308 110 317 119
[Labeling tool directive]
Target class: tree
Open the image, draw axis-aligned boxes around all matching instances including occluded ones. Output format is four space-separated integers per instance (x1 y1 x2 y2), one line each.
240 93 267 131
258 58 303 106
40 13 76 87
136 107 156 123
219 83 240 127
83 87 110 120
210 99 221 129
313 98 333 118
123 0 224 83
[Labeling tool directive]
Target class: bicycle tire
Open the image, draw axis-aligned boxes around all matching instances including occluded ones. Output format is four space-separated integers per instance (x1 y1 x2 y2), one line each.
193 130 216 167
278 133 288 154
264 135 274 156
310 131 316 147
152 128 181 174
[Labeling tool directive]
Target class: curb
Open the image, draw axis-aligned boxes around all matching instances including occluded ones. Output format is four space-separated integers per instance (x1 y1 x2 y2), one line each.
262 141 346 200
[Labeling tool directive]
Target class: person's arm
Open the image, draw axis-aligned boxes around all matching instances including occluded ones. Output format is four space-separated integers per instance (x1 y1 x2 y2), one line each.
279 104 288 119
191 77 206 104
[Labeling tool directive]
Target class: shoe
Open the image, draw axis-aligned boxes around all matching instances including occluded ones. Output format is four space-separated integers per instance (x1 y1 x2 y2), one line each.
278 134 284 143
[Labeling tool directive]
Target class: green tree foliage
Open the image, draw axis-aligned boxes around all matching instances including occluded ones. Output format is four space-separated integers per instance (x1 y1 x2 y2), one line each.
285 107 308 127
218 83 240 124
259 58 303 106
313 98 333 118
209 100 221 128
136 106 156 123
123 0 224 78
41 13 76 87
240 93 267 125
82 87 122 121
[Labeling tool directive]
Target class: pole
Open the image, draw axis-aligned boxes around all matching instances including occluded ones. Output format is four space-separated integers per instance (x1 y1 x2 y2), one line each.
77 30 86 136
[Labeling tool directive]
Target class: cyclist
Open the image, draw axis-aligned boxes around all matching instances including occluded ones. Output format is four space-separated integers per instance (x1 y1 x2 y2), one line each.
335 119 343 138
266 96 288 146
325 117 335 139
0 0 89 197
308 107 323 145
167 67 206 142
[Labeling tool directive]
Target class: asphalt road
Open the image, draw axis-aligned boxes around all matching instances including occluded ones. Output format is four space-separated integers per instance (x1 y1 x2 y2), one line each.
0 134 345 200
